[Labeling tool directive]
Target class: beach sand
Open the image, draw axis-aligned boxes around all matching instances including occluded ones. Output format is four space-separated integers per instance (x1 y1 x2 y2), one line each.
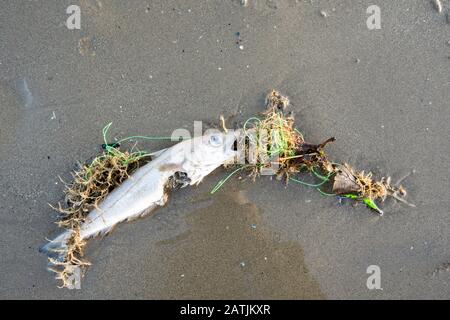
0 0 449 299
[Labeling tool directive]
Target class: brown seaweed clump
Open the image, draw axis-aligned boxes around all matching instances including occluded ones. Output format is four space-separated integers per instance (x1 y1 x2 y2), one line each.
330 163 411 205
223 90 412 215
241 90 335 181
48 148 149 288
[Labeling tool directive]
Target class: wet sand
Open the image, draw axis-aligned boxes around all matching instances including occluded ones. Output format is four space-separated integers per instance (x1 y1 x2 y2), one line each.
0 0 450 299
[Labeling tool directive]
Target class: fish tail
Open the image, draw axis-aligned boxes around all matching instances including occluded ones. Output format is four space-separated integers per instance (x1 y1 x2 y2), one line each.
40 230 90 288
39 230 73 264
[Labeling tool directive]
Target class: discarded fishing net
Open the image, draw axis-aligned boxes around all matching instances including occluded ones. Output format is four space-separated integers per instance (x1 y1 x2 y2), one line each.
212 90 414 215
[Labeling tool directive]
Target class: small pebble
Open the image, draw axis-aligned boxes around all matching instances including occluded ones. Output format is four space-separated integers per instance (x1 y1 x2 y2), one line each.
240 262 246 267
239 45 244 50
251 224 257 229
218 67 222 70
320 10 328 17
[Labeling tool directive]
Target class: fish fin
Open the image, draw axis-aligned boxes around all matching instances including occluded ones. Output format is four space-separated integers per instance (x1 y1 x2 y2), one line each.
148 148 168 158
93 203 163 238
126 205 157 222
158 163 183 172
39 230 73 264
97 224 117 238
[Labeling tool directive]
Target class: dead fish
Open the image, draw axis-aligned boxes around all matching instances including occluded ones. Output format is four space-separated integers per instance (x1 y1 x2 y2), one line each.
332 164 361 195
40 130 240 264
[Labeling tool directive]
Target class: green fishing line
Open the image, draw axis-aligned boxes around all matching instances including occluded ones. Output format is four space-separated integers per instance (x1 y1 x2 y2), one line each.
316 188 336 197
210 165 250 194
289 176 329 187
100 122 187 161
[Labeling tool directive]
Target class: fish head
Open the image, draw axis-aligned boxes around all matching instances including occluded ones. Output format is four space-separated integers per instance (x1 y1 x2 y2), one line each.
180 129 241 185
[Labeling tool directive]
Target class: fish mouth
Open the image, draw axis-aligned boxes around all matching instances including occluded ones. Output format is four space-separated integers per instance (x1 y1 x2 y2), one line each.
221 129 242 165
232 139 238 151
224 129 241 153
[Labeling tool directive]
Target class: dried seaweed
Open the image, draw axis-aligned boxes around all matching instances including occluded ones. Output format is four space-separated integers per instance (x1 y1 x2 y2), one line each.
48 142 151 287
213 90 413 215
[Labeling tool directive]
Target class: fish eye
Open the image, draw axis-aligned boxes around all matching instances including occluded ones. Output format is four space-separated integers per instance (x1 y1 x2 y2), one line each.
209 134 222 147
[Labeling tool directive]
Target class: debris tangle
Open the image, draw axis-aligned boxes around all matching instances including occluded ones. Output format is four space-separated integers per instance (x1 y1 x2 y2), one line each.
212 90 413 215
47 91 413 287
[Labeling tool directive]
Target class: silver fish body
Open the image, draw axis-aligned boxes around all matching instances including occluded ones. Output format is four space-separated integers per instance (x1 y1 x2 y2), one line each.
40 130 240 261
